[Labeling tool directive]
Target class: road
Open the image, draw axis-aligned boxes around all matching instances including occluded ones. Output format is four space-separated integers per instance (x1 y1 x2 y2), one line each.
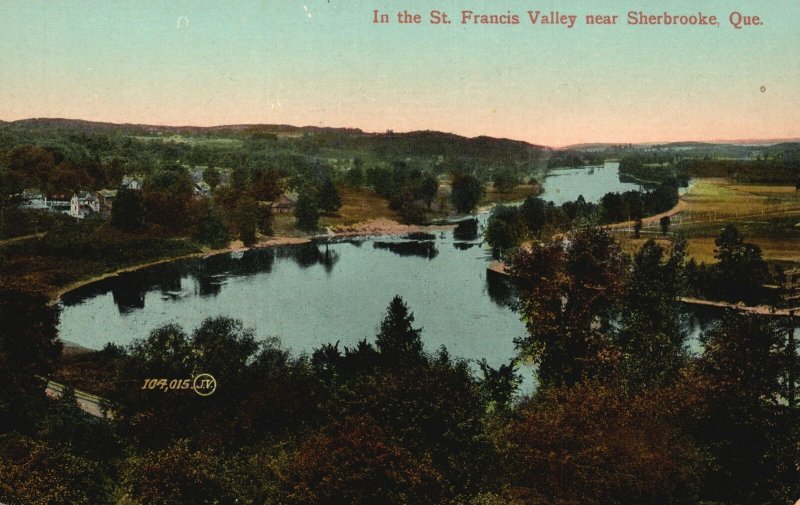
44 379 113 419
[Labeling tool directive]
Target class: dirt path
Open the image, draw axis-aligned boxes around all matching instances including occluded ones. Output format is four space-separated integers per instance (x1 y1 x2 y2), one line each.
45 379 111 419
604 198 688 230
0 232 46 246
679 297 800 317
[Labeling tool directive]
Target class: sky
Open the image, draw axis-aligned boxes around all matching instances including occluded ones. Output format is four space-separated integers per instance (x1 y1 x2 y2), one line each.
1 0 798 146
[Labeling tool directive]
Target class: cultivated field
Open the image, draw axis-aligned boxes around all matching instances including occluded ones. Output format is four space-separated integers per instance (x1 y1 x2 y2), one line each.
615 179 800 264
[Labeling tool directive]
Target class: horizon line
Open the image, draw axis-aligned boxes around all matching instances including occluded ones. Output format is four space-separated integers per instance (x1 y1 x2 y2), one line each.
3 116 799 151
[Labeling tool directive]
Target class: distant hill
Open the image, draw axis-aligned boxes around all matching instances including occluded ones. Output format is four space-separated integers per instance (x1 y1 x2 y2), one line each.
2 118 549 165
4 117 798 156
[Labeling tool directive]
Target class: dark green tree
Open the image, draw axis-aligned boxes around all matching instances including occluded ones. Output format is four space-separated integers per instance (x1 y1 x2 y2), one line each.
193 201 230 248
484 205 525 257
0 288 61 433
294 187 320 232
203 166 221 190
713 224 769 303
696 312 800 503
478 358 520 412
450 173 484 214
142 167 195 230
416 173 439 208
231 196 259 245
492 168 518 194
111 188 145 232
633 218 643 238
317 177 342 213
256 203 273 236
617 239 687 388
375 296 424 366
660 215 671 235
519 196 547 236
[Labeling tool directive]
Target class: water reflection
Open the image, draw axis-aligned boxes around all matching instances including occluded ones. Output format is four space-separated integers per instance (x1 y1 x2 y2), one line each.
278 243 339 272
373 240 439 259
486 269 516 309
453 218 479 241
62 244 349 314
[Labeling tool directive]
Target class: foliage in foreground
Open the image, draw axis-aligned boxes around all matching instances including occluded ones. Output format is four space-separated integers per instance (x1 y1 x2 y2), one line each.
1 229 799 504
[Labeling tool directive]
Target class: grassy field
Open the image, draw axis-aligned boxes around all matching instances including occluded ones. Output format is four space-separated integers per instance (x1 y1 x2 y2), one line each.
481 183 542 206
613 179 800 263
269 186 404 236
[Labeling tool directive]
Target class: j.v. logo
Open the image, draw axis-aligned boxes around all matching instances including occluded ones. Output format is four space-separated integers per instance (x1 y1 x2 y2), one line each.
192 373 217 397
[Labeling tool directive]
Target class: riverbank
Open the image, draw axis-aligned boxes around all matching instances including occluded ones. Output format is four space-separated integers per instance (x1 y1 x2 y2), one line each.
50 217 461 307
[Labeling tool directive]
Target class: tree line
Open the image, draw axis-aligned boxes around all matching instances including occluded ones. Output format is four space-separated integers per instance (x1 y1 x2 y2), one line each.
485 178 681 256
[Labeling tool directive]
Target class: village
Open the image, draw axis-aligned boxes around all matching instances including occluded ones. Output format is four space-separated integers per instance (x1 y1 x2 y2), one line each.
17 168 299 221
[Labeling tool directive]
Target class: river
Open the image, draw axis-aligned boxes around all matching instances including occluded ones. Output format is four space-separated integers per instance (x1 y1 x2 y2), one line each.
58 162 713 377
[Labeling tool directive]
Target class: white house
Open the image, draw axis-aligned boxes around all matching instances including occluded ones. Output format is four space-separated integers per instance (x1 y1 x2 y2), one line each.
70 192 100 219
120 175 144 190
19 189 48 210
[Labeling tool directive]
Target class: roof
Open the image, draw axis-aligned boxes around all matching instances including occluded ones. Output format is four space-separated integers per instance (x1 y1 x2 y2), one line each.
273 192 298 207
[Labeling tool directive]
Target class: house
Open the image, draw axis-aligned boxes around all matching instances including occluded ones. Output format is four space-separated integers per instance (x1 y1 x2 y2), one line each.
191 167 207 185
19 189 48 210
271 192 298 214
47 192 72 215
70 192 100 219
194 181 212 197
120 175 144 191
96 189 118 211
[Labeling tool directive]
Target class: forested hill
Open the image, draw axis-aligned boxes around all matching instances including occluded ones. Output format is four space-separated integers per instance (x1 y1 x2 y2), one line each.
0 118 548 166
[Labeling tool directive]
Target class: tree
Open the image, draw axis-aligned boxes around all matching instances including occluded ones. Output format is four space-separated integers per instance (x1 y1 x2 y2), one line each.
0 435 108 505
203 166 221 189
492 169 519 195
633 218 642 238
695 312 800 503
111 187 145 232
616 239 687 388
712 224 769 303
192 201 230 248
122 440 229 505
0 288 61 433
344 165 365 187
4 144 55 189
503 382 703 504
519 196 547 236
142 167 194 230
508 228 628 387
478 359 521 412
256 202 273 236
231 196 259 246
660 215 671 235
375 296 424 366
250 169 282 201
189 317 259 387
294 187 319 232
450 173 483 214
484 205 525 257
317 177 342 213
416 173 439 208
278 417 447 505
